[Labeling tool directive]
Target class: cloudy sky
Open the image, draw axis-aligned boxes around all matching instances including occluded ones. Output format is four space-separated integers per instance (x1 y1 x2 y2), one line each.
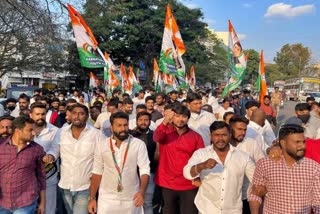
180 0 319 64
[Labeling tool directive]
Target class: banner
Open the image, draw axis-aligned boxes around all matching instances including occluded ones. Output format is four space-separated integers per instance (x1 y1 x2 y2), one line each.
258 50 267 103
159 4 187 92
120 63 129 93
89 72 100 88
67 4 105 68
188 65 196 91
128 66 142 96
222 20 247 97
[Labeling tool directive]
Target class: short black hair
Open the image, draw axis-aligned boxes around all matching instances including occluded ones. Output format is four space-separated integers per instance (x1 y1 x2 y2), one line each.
36 95 49 103
169 90 178 95
12 116 34 132
186 93 202 103
122 93 130 98
138 89 145 94
202 104 213 113
306 97 315 102
295 103 310 112
30 102 47 112
107 98 119 108
6 98 17 104
18 93 30 102
136 104 147 110
172 105 190 118
245 101 260 109
110 111 129 125
264 95 271 100
279 124 304 140
145 96 155 103
0 115 15 122
222 98 230 103
223 111 235 121
136 111 151 121
123 98 134 105
155 92 166 99
229 115 249 126
66 98 77 105
70 103 89 116
209 121 230 133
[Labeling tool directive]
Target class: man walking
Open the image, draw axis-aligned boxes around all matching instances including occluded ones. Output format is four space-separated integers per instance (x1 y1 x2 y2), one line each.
88 112 150 214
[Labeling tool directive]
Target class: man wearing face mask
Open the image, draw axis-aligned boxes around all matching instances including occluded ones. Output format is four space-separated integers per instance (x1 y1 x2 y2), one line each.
5 98 17 115
0 115 14 141
285 103 317 139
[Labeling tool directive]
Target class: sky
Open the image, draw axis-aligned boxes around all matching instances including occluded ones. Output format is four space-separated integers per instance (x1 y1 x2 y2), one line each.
180 0 320 64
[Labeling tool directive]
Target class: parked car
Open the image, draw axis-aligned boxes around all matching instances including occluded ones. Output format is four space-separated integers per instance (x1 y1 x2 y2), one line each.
6 86 39 99
299 92 320 103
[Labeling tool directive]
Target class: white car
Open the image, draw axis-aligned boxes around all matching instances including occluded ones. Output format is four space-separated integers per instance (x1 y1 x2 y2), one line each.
299 92 320 103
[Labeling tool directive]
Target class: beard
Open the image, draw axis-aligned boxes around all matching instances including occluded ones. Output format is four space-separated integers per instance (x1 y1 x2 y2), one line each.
0 132 10 140
113 130 129 141
35 119 46 127
137 125 149 133
287 148 305 161
173 122 187 129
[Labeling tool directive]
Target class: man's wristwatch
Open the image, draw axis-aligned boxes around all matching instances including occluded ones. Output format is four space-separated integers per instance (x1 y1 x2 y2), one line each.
88 196 96 201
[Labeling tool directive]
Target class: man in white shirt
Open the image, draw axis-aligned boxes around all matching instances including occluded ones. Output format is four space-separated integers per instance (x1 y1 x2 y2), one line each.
187 92 216 146
29 102 60 214
57 103 100 214
229 115 265 213
88 111 150 214
132 90 146 111
122 98 136 130
94 98 118 129
183 121 255 214
11 93 30 117
216 98 234 121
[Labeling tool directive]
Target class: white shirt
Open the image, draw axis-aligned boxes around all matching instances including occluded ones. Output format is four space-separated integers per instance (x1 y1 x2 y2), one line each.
316 127 320 139
128 113 136 130
34 123 60 186
247 121 269 154
92 135 150 211
262 119 276 146
207 95 220 113
235 137 265 200
183 145 255 214
58 123 101 191
188 110 216 146
154 118 164 130
94 111 111 129
216 106 234 121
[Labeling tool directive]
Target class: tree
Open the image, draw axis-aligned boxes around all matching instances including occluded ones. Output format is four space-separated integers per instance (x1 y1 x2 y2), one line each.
265 63 283 85
274 43 311 78
67 0 228 85
243 49 259 85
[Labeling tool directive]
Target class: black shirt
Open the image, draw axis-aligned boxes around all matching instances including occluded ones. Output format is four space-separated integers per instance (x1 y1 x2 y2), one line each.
129 129 157 174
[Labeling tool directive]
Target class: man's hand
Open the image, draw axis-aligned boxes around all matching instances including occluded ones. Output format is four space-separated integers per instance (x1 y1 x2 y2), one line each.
251 184 268 197
37 201 45 214
192 178 202 187
88 199 97 214
163 110 175 125
267 146 282 162
42 154 55 164
133 191 144 207
201 158 217 170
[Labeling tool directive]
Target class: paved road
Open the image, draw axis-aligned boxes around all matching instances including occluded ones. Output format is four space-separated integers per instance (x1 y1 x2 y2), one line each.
275 100 298 134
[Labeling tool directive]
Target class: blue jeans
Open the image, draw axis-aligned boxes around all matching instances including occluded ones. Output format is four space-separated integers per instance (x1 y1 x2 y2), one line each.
144 173 155 214
0 200 37 214
60 188 89 214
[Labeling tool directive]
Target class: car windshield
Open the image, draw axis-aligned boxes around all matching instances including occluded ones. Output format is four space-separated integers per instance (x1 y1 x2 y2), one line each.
309 93 320 97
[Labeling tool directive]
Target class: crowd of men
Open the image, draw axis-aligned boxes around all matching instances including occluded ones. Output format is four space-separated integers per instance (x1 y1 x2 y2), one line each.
0 86 320 214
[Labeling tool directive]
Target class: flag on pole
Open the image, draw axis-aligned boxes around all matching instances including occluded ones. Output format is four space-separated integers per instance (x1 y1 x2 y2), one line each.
128 66 142 96
120 63 129 92
89 72 100 88
153 58 164 92
188 65 196 91
159 4 187 92
222 20 247 97
258 50 267 103
67 4 105 68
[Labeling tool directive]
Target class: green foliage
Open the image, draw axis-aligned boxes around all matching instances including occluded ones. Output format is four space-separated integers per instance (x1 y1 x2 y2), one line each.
67 0 228 85
265 63 284 85
274 43 311 78
243 49 260 85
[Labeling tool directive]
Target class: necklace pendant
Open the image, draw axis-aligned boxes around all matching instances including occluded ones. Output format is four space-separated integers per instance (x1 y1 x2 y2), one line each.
117 184 123 192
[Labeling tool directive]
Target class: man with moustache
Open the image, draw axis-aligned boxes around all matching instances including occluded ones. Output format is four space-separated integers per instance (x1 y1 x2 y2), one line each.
57 103 100 214
29 102 60 214
0 115 14 141
248 124 320 213
88 112 150 214
153 105 204 214
11 93 30 117
130 111 157 214
183 121 255 214
0 116 46 213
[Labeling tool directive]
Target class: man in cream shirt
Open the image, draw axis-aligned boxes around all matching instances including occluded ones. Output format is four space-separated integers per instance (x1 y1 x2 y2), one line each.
184 121 255 214
187 92 216 146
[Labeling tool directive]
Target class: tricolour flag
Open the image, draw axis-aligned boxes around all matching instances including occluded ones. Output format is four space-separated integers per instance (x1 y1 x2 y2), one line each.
258 50 267 103
159 4 187 92
188 65 196 91
120 63 129 92
153 58 163 93
89 72 100 88
128 66 142 96
222 20 247 97
67 4 105 68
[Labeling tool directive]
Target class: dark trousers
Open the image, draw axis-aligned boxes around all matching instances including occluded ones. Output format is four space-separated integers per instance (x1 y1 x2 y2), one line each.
243 199 251 214
162 187 198 214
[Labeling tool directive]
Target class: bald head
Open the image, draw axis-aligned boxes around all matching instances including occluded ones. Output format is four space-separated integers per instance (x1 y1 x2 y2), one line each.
250 109 266 127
